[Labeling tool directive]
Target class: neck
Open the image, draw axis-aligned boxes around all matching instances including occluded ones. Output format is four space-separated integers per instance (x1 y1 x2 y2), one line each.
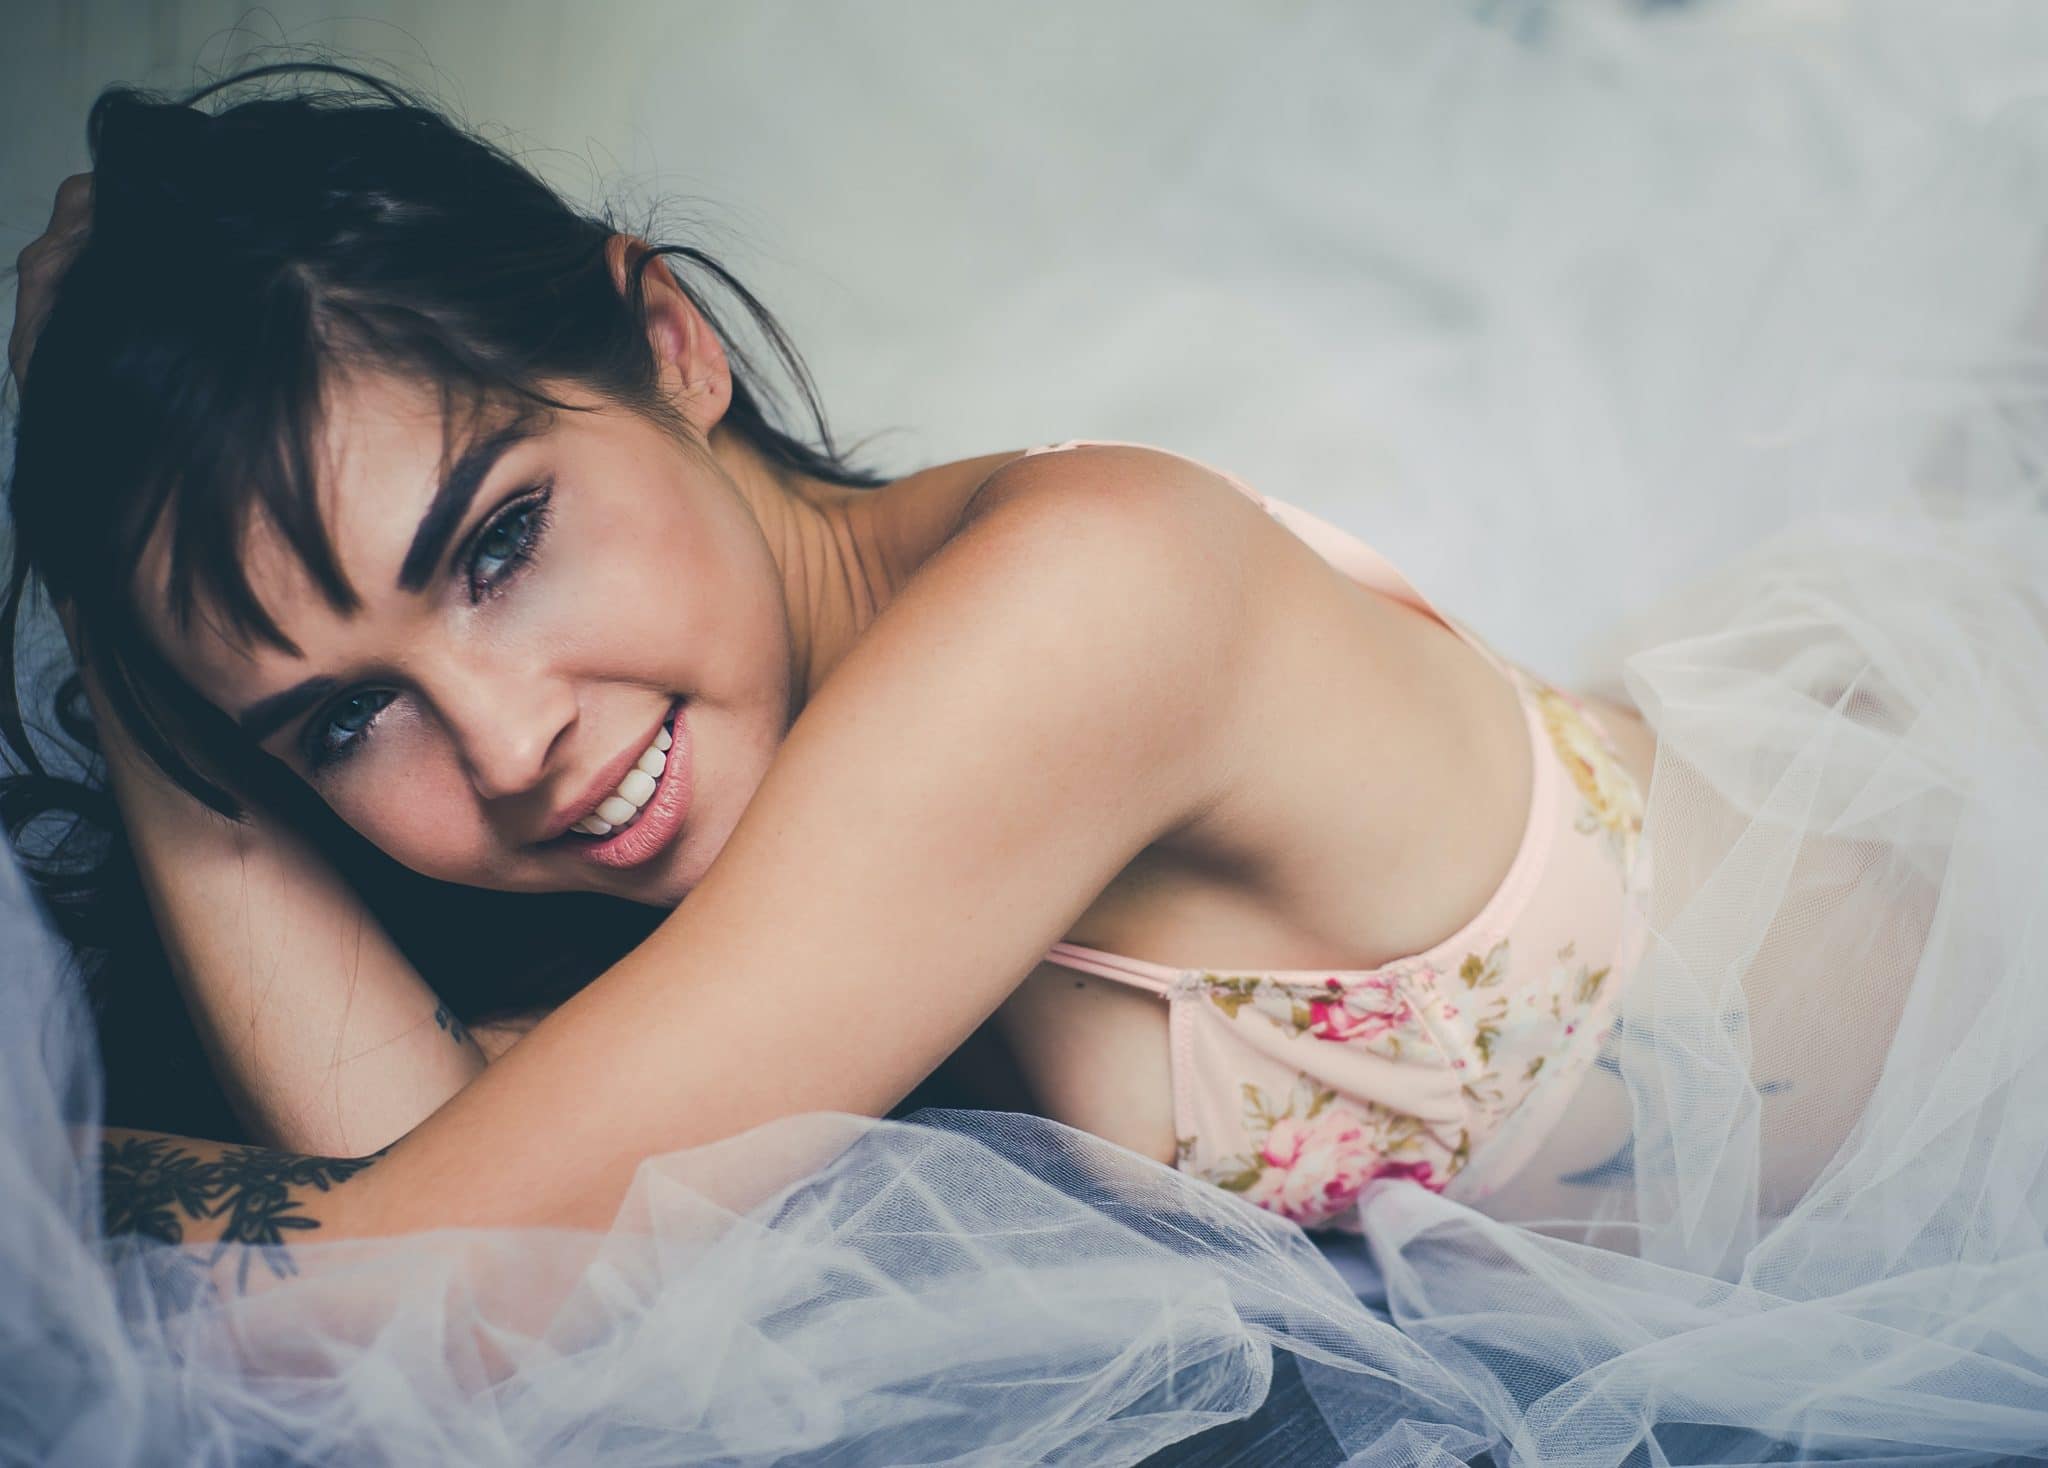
705 424 921 730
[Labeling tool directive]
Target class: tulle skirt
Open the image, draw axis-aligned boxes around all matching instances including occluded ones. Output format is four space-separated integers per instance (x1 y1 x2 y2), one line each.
8 3 2048 1464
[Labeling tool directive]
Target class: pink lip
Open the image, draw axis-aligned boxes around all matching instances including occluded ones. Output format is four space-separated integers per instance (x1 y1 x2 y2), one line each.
557 702 693 870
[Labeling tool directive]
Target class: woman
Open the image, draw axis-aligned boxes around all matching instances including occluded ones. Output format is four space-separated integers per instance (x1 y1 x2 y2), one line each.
7 45 2046 1465
7 65 1659 1247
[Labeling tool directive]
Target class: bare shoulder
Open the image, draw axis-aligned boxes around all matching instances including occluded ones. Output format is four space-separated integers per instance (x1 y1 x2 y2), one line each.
928 443 1309 732
896 444 1289 773
950 441 1275 551
911 441 1304 793
876 442 1277 740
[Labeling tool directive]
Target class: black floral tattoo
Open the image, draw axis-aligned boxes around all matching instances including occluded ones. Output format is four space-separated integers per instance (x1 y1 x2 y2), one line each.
99 1134 218 1242
432 1001 470 1047
100 1134 388 1291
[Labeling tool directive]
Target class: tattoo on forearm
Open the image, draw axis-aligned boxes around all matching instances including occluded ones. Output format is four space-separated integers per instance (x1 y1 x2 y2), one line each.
100 1134 388 1290
433 1001 471 1047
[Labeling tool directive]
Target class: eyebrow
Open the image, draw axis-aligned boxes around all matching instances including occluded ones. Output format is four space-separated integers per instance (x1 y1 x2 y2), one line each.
236 675 341 745
234 406 548 744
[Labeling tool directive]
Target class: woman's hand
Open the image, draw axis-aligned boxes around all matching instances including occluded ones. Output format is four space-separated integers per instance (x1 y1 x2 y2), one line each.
8 172 92 387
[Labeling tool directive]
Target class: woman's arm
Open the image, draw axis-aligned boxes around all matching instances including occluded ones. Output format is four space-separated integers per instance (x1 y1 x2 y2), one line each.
97 1124 390 1268
314 447 1268 1238
82 653 490 1156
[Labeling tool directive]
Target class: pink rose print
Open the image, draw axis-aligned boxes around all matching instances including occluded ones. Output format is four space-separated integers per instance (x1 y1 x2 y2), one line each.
1305 974 1412 1044
1244 1106 1386 1227
1242 1109 1448 1227
1368 1159 1439 1188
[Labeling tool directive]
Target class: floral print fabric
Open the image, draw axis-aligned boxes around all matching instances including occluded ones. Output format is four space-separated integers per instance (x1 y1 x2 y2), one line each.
1160 661 1650 1233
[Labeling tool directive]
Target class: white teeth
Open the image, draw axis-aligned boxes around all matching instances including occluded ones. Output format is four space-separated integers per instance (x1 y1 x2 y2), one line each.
615 769 654 805
568 717 677 839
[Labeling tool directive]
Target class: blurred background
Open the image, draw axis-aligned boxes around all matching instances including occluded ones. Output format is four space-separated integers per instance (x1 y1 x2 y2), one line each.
10 0 2048 683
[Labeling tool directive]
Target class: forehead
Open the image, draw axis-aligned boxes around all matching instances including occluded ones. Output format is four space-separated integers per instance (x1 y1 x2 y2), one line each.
138 369 536 690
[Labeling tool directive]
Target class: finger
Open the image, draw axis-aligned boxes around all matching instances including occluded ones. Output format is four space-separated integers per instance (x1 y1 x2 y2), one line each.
49 172 93 232
22 175 93 275
13 173 92 271
9 174 94 384
16 175 93 270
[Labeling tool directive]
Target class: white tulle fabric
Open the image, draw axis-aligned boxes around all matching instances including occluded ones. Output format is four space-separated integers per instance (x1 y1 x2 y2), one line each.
9 3 2048 1463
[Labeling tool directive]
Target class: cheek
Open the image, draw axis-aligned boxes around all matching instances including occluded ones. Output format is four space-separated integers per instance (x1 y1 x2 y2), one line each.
325 759 491 881
530 483 783 685
500 482 702 651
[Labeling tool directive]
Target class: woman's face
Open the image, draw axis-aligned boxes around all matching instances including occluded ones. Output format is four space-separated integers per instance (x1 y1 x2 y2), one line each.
140 365 805 909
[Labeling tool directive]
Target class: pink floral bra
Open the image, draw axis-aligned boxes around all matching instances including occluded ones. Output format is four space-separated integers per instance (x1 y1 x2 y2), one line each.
1026 440 1653 1233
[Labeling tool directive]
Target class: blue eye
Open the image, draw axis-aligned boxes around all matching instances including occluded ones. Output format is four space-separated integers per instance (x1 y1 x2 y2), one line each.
298 482 555 774
301 692 397 773
468 486 552 601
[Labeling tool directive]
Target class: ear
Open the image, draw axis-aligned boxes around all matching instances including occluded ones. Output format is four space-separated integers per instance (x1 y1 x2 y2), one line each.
604 234 731 436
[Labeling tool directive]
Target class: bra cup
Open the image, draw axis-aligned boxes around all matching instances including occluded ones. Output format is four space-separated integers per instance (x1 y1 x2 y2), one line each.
1175 970 1472 1126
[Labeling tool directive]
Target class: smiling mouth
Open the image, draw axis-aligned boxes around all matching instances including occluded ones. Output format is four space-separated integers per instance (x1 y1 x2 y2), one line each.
555 699 693 869
566 715 676 838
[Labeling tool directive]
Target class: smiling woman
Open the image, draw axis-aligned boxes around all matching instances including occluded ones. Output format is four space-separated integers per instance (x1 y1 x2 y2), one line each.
1 55 1271 1219
0 63 902 1151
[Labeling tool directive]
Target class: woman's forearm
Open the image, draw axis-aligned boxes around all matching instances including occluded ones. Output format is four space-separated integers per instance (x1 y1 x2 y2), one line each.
96 1122 592 1380
97 1124 389 1279
94 685 487 1157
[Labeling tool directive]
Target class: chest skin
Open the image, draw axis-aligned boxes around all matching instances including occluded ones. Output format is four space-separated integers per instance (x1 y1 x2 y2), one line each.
885 456 1658 1164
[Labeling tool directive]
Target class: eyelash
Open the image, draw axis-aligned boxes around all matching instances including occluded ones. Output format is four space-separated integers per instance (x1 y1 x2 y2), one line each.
300 482 556 773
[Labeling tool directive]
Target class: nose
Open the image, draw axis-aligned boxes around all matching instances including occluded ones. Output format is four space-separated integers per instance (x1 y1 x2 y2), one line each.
437 665 577 806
